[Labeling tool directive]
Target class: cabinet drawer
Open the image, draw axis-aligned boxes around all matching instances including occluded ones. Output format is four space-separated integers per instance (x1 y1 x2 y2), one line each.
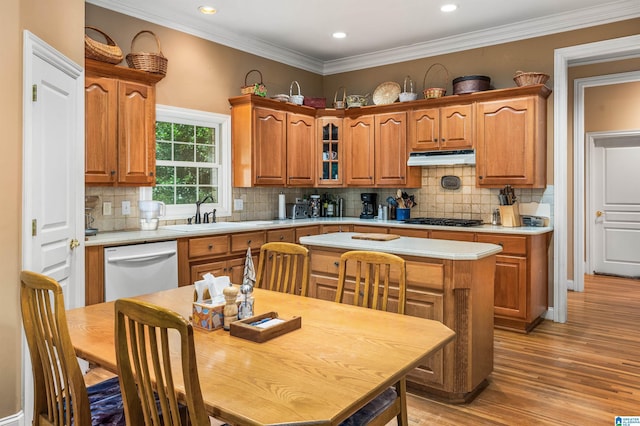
231 231 265 253
476 234 527 255
322 224 352 233
431 230 475 242
188 235 229 258
267 228 295 243
406 261 444 291
295 225 321 242
352 225 386 233
392 228 429 238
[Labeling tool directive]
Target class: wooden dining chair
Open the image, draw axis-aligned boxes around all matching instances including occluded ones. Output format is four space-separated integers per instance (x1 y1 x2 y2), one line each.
20 270 126 426
335 250 408 426
335 250 407 314
114 297 210 426
255 242 310 296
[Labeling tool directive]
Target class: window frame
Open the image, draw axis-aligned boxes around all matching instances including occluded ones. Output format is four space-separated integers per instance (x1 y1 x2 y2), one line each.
140 105 232 220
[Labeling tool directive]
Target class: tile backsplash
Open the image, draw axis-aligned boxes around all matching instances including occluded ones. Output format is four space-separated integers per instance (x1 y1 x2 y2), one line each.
86 166 552 232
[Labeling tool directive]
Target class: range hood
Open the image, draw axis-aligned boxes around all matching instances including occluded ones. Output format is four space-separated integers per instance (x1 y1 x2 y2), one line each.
407 149 476 167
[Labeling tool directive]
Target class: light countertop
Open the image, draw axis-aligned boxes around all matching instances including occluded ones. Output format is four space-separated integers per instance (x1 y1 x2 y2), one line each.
299 232 502 260
85 217 552 247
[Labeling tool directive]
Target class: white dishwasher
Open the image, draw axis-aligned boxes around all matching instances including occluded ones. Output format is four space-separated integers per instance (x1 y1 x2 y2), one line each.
104 240 178 302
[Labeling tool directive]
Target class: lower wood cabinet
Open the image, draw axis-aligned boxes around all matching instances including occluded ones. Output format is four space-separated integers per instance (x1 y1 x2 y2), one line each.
475 233 549 332
307 246 496 403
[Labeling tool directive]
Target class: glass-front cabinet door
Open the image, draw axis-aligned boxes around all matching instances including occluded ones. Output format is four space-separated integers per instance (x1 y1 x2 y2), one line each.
317 117 342 186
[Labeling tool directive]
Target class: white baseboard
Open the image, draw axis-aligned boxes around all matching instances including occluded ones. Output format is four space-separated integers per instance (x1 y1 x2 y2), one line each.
544 307 554 320
0 411 24 426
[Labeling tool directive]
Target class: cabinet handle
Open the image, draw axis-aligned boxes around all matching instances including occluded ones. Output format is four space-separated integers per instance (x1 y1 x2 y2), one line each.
279 235 284 240
208 244 213 250
247 239 252 246
110 170 116 176
333 261 339 267
498 242 503 247
479 176 483 180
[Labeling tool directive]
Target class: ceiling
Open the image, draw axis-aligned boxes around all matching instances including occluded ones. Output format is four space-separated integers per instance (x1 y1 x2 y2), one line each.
87 0 640 75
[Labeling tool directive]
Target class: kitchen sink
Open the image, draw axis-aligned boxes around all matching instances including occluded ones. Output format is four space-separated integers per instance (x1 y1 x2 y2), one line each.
162 222 256 232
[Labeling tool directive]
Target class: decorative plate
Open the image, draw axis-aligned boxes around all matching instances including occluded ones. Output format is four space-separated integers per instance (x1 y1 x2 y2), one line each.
372 81 401 105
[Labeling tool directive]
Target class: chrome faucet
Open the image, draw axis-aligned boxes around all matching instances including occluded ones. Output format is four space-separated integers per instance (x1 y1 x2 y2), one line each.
194 195 213 224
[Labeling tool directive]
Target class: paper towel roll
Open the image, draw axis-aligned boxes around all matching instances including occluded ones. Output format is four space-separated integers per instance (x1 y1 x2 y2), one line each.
278 193 286 219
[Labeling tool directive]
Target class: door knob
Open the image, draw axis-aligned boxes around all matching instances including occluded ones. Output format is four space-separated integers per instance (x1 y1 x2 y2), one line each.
69 239 80 250
596 211 603 217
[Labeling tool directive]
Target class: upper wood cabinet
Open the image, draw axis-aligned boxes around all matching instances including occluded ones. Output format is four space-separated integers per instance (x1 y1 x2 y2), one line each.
375 112 416 186
85 59 159 186
230 95 316 187
408 104 474 151
475 86 550 188
287 113 316 186
229 86 549 189
253 107 287 186
344 112 420 187
344 115 375 186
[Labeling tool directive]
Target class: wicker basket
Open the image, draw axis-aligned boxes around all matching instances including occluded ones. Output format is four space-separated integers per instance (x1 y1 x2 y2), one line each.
422 63 449 99
513 71 550 87
84 27 123 64
125 30 168 76
241 69 267 96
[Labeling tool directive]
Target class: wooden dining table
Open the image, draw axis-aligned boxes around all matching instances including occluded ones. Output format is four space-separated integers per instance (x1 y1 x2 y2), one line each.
66 286 455 425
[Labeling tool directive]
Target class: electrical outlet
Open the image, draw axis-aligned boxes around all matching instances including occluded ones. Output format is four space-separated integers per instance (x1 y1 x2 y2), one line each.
103 202 112 216
122 200 131 215
234 199 244 211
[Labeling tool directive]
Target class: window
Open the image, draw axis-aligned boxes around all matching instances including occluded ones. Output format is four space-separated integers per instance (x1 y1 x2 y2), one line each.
141 105 231 220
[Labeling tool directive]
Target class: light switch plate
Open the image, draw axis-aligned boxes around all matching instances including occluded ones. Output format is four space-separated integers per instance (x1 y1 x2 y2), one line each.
234 199 244 211
122 200 131 215
103 202 112 216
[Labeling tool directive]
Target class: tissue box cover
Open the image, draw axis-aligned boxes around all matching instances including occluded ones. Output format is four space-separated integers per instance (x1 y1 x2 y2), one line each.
192 298 242 331
193 299 226 331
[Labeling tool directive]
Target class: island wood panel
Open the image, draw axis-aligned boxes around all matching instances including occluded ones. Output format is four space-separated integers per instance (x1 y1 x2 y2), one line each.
307 245 495 402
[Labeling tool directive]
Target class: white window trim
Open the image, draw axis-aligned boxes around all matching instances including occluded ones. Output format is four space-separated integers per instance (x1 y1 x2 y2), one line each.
140 104 232 221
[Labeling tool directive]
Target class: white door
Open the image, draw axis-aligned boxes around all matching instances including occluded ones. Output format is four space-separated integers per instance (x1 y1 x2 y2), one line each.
22 32 84 424
589 132 640 278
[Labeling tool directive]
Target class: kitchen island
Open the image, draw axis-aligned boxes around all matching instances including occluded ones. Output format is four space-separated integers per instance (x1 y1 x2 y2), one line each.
299 232 502 403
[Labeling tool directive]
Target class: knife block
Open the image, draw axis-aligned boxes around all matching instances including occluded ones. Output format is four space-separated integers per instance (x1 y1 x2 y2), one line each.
499 203 520 227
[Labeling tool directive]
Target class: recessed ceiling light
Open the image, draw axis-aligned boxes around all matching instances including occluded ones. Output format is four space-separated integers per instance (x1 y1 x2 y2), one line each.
332 32 347 39
440 4 458 12
198 6 217 15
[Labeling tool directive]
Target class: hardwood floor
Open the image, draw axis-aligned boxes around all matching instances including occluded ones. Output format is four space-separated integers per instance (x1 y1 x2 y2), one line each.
400 274 640 425
86 274 640 425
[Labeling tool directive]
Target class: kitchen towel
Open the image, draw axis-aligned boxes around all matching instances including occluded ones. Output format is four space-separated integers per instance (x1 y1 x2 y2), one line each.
278 193 286 220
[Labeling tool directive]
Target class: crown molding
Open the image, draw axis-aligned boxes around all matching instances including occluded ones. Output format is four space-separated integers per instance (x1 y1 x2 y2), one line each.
87 0 640 76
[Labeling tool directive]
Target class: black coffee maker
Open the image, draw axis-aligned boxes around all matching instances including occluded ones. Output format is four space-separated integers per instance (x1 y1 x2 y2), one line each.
360 193 378 219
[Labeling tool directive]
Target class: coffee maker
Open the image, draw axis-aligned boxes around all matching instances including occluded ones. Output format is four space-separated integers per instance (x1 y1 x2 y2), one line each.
360 193 378 219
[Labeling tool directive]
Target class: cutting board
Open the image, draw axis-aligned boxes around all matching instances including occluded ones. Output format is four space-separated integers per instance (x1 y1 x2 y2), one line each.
351 233 400 241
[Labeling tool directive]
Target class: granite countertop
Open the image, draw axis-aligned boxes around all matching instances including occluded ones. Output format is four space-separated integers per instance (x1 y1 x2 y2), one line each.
299 232 502 260
85 217 553 247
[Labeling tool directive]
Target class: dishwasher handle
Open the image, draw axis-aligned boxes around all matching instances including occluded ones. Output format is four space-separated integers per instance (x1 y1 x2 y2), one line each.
106 249 177 264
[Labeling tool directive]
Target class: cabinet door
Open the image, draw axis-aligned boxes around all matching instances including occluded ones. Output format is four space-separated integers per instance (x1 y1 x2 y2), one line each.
85 76 118 184
492 255 527 319
344 115 375 186
117 80 156 185
317 117 343 186
408 108 439 151
253 107 287 185
287 113 316 186
375 112 408 186
476 97 536 187
439 104 473 150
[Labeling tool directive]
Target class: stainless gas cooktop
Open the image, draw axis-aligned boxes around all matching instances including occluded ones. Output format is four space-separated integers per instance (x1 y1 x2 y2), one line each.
403 217 484 227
